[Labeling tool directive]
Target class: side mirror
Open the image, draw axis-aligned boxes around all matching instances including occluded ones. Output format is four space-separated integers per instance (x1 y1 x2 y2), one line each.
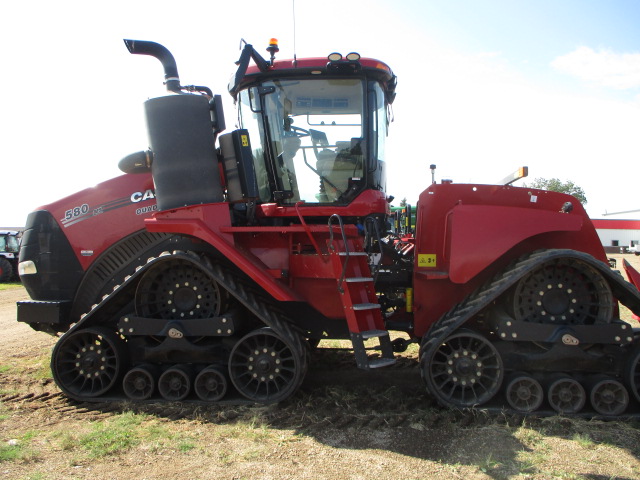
209 95 226 136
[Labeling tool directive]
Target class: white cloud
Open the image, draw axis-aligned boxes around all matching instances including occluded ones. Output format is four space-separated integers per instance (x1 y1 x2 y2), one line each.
552 47 640 90
384 42 640 221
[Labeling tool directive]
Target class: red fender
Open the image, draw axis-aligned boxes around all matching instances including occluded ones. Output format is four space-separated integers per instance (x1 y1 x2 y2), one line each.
145 203 301 302
448 205 583 283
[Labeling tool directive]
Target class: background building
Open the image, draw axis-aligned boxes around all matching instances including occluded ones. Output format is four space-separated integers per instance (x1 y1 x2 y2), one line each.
592 219 640 253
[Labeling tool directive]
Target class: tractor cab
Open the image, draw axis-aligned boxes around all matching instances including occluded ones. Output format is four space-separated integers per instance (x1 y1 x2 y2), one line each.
118 39 397 223
229 41 397 213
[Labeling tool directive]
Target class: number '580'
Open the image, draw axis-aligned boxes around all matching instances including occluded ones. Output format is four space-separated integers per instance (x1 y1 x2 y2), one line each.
64 204 89 220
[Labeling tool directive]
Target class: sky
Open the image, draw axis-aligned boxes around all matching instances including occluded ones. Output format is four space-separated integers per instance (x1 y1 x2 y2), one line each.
2 0 640 226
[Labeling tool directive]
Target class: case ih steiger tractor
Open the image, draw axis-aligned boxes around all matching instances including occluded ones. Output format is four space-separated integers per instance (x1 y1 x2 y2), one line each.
16 39 640 415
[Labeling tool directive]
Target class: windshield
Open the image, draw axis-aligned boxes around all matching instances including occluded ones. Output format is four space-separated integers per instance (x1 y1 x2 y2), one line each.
7 236 19 252
238 78 365 204
0 235 19 253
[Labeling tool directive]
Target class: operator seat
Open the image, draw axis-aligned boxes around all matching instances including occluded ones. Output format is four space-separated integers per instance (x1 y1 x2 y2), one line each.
316 138 364 202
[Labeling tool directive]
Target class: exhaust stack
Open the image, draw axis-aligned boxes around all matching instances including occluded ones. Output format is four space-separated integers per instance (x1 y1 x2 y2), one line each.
124 39 181 93
124 39 224 209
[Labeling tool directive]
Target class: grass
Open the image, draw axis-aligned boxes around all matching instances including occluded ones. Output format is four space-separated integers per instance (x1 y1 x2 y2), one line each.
572 433 595 448
78 412 146 458
2 350 52 383
0 442 24 463
214 411 277 443
0 432 40 463
0 282 22 291
22 474 48 480
0 407 10 421
477 453 502 474
47 411 205 460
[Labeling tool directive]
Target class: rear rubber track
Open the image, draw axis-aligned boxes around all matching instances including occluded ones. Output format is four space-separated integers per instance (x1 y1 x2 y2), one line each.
419 249 640 414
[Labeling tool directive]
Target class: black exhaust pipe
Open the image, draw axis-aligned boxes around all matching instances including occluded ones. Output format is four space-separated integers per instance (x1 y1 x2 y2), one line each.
123 39 181 93
124 39 225 209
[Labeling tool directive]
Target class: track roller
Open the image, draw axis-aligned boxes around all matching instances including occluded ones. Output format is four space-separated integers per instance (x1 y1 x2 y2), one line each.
194 366 228 401
123 365 158 401
589 376 629 416
158 365 193 401
505 373 544 413
547 375 586 414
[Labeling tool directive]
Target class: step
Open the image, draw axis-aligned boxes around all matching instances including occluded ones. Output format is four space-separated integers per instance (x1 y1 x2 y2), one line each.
351 330 395 370
352 303 381 311
368 358 397 369
345 277 373 283
360 329 390 340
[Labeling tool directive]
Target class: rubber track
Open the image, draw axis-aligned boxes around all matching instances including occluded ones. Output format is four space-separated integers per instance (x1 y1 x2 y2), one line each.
419 249 640 408
55 250 308 402
203 258 309 364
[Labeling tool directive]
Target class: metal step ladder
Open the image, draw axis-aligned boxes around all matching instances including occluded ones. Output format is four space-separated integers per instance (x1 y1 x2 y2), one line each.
328 215 396 370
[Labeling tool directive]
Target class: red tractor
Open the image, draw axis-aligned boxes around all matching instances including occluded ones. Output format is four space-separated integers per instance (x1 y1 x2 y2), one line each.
17 39 640 415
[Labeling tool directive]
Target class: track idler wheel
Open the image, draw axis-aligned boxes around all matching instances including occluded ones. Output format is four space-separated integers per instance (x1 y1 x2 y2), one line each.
229 327 305 404
158 365 193 401
547 375 586 414
589 376 629 416
123 365 158 401
422 329 504 408
505 373 544 413
194 366 228 402
51 327 127 400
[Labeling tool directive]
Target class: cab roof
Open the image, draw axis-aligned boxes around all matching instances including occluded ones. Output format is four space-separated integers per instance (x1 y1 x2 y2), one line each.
230 50 397 103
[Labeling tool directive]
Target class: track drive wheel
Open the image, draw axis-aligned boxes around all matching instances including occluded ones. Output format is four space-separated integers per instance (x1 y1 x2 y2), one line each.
229 327 305 404
52 327 127 399
510 257 614 325
422 329 504 408
135 257 227 320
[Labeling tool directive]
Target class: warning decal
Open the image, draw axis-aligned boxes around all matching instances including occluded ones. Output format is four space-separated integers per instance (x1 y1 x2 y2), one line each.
417 254 436 268
241 135 249 147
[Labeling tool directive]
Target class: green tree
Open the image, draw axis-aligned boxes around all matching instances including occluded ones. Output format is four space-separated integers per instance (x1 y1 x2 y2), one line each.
399 197 407 207
526 178 588 205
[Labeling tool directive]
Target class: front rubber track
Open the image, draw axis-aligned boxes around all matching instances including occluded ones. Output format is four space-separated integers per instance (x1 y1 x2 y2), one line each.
51 250 308 403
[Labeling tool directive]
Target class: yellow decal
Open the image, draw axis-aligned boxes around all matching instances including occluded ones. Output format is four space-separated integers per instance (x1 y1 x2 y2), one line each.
241 135 249 147
418 254 436 267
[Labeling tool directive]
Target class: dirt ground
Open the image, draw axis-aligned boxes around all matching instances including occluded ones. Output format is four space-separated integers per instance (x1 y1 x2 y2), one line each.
2 254 640 479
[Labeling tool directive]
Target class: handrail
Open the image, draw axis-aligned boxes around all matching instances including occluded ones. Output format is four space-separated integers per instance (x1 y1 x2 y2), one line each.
364 216 383 283
328 214 349 293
